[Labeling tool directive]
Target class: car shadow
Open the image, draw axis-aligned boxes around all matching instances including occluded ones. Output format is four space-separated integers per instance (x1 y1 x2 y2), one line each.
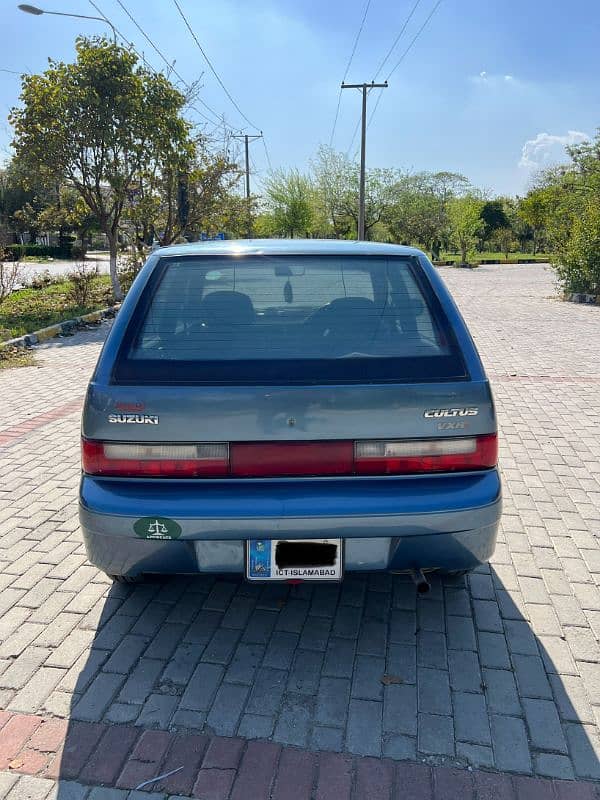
46 560 600 796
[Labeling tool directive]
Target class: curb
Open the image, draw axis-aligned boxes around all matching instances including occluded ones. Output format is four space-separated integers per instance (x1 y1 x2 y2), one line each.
433 260 549 267
0 305 120 349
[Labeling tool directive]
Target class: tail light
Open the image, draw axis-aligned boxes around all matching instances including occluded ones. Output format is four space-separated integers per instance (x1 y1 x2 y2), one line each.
354 434 497 474
81 439 228 477
82 434 497 478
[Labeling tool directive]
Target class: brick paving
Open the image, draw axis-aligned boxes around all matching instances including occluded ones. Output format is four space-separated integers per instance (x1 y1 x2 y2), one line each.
1 710 599 799
0 263 599 798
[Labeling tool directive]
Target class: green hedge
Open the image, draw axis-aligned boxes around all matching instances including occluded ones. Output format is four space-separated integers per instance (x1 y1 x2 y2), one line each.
3 243 73 260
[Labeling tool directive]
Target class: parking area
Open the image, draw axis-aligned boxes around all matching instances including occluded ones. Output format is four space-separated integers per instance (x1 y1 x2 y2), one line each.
0 263 599 798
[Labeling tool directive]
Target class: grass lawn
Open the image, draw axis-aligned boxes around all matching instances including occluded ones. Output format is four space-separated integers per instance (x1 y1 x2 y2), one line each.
439 251 551 263
0 275 112 340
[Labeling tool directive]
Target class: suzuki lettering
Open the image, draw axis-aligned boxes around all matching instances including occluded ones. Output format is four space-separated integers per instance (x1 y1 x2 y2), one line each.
108 413 159 425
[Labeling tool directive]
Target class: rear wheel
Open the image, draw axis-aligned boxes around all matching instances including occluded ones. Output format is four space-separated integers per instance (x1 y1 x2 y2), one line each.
106 573 143 584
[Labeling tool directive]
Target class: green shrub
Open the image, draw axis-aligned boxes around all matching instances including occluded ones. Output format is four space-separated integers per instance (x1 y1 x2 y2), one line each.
118 252 144 293
4 243 73 260
553 202 600 296
29 270 57 289
67 264 97 307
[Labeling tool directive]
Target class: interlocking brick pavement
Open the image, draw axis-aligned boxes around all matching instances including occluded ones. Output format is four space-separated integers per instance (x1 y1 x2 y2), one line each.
1 264 600 798
1 710 599 798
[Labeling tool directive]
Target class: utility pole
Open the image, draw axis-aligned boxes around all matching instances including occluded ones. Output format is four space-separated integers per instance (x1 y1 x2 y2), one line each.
341 81 387 240
232 132 263 238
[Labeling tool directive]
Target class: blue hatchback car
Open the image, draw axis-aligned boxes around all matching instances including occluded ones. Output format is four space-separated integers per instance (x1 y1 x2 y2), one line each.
79 239 501 588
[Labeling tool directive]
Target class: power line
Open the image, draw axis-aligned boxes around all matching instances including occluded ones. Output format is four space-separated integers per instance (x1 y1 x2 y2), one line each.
111 0 239 131
91 1 269 171
364 0 444 143
171 0 260 132
347 0 439 157
372 0 421 80
386 0 443 80
261 136 273 172
113 0 184 80
329 0 373 147
88 0 154 70
93 1 238 134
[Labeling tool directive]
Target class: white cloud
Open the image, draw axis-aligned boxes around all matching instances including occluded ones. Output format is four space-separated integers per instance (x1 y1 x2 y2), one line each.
518 130 590 169
471 71 518 86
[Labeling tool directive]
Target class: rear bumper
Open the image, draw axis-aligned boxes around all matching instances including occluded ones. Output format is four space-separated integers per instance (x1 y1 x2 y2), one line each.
79 470 501 576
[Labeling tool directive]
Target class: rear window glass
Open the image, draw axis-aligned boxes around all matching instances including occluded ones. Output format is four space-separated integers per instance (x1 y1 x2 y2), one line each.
113 255 466 384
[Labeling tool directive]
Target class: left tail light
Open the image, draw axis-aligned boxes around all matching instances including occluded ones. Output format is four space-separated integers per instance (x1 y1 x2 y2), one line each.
81 439 228 477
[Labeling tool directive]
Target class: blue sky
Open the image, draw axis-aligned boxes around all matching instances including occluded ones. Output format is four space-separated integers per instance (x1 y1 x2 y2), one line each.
1 0 599 195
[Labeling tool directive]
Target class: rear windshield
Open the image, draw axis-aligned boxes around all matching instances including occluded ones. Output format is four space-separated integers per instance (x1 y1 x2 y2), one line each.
113 254 467 384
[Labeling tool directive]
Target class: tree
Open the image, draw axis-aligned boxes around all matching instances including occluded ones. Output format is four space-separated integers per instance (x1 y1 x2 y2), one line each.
11 37 192 300
123 144 242 248
491 226 517 260
554 199 600 294
479 200 509 249
387 171 470 256
311 146 354 238
37 186 100 254
0 160 56 244
519 130 600 293
264 169 316 238
518 192 547 254
311 147 400 240
447 194 484 264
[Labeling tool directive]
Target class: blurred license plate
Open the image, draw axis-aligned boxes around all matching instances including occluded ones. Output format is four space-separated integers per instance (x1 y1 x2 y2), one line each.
246 539 343 582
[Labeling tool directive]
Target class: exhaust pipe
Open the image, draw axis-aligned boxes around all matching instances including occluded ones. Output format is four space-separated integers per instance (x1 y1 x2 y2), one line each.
410 568 430 595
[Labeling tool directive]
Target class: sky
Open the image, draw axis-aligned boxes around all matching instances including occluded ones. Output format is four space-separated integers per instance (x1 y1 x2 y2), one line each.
1 0 599 196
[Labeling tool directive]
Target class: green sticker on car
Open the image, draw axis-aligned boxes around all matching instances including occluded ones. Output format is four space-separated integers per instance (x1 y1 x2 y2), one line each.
134 516 182 540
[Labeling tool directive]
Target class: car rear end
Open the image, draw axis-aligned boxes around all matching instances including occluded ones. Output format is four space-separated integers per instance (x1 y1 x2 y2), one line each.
79 240 501 582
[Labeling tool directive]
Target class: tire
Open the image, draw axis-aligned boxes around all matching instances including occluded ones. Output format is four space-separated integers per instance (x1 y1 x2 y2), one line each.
106 573 143 584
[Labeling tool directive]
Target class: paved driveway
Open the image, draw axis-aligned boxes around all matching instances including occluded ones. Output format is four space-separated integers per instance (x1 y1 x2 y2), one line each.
0 263 599 799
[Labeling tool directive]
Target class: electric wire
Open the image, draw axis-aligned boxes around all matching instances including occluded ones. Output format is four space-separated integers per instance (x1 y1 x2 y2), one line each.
329 0 373 147
386 0 443 80
261 136 273 173
88 0 152 68
171 0 260 132
114 0 180 74
350 0 444 157
113 0 234 133
372 0 421 79
93 0 239 133
366 0 443 133
91 1 271 176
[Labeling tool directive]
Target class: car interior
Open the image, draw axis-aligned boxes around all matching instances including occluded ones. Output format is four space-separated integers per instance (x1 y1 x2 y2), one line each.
131 258 447 361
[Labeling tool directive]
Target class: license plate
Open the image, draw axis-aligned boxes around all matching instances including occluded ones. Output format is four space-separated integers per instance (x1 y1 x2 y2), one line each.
246 538 343 582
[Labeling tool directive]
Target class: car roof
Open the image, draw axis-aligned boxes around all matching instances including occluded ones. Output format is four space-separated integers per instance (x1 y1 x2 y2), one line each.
153 238 426 259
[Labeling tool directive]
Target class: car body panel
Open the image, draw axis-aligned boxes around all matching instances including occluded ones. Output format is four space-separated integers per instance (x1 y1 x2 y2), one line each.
83 380 494 442
79 239 501 578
